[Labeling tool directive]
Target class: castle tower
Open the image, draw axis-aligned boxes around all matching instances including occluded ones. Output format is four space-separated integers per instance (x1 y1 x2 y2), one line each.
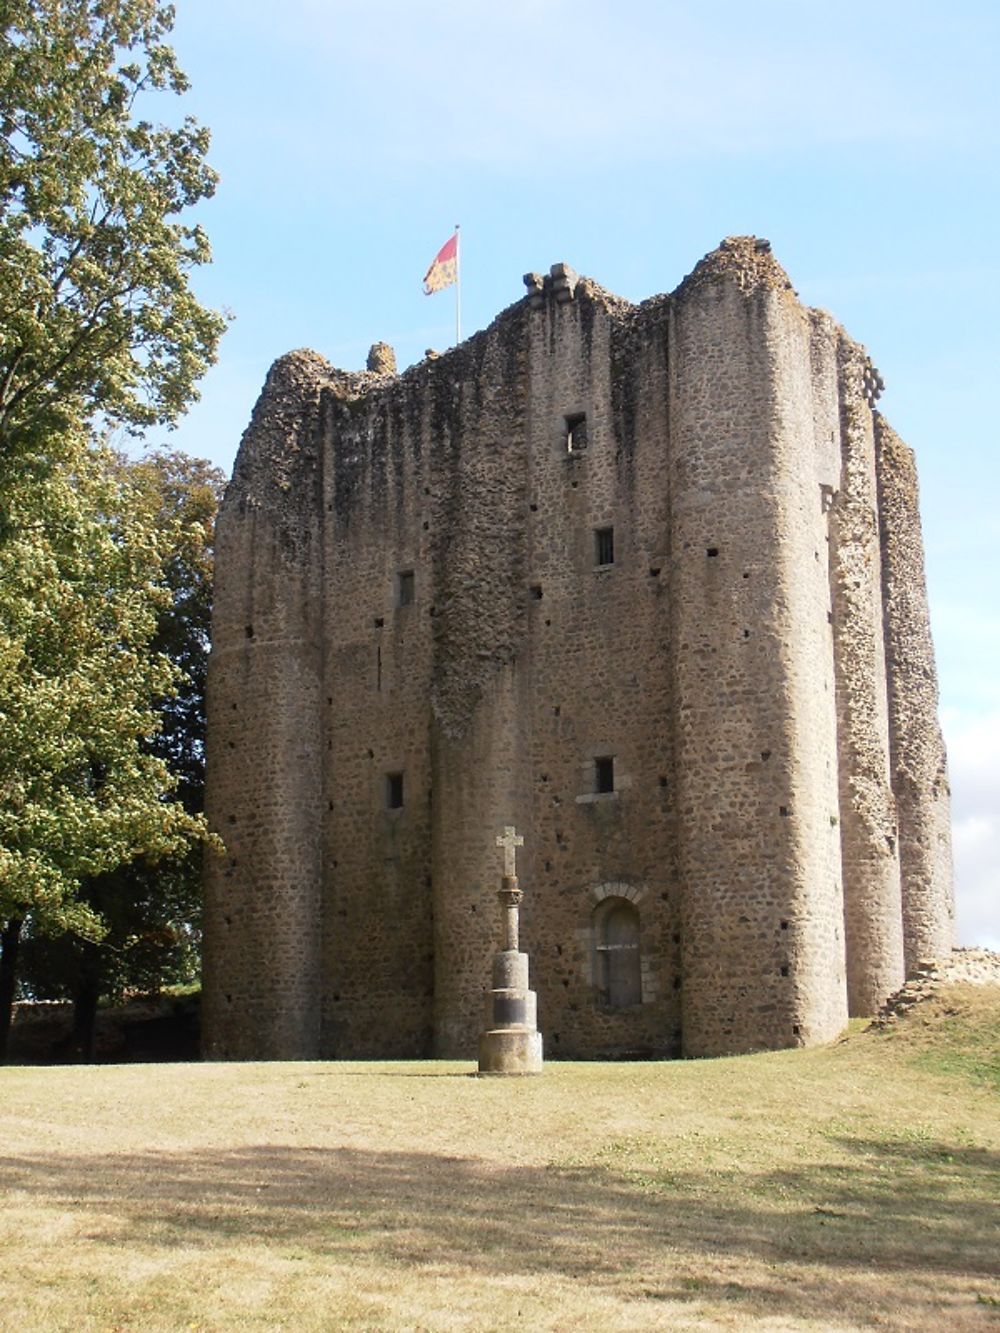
826 337 905 1015
202 239 954 1063
202 352 327 1060
668 241 847 1056
874 417 955 967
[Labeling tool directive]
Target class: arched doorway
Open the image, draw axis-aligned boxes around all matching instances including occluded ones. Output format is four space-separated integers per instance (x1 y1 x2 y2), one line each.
594 896 642 1007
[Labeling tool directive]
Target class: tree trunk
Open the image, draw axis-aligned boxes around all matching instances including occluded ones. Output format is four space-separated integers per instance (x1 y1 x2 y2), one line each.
0 917 24 1062
72 946 102 1062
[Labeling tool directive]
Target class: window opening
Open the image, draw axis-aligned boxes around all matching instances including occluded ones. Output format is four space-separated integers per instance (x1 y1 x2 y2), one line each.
595 755 615 794
564 412 588 452
594 897 641 1007
595 526 614 566
386 772 404 809
396 570 414 607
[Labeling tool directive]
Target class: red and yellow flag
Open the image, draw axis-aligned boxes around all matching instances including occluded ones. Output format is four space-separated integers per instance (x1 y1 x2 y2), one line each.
423 232 458 294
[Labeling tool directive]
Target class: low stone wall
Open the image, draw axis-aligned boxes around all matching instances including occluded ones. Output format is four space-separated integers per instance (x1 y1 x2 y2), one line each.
7 996 200 1064
869 948 1000 1028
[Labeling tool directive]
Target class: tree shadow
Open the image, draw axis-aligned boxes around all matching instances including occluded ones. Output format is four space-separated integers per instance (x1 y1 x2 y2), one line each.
1 1132 997 1325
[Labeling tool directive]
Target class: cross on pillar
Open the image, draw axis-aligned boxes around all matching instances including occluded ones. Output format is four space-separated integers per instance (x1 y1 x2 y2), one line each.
496 825 523 879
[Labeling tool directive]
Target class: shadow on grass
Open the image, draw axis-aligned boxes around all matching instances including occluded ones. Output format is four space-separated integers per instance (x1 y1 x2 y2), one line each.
1 1134 997 1324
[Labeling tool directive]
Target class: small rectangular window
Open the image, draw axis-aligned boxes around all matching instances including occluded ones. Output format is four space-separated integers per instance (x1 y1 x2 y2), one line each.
595 756 615 794
397 570 414 607
386 772 404 809
565 412 588 452
595 527 614 566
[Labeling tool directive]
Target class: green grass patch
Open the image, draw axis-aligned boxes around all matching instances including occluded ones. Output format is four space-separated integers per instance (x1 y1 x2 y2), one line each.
1 983 998 1330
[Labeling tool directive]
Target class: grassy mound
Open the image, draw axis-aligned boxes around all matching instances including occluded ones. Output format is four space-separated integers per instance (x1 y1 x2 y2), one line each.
1 984 997 1330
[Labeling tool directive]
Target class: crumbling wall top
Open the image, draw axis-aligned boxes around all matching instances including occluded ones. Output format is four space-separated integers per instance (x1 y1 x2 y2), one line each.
673 235 796 300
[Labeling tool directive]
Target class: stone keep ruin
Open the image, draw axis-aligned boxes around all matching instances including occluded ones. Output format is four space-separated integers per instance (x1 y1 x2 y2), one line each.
202 237 954 1062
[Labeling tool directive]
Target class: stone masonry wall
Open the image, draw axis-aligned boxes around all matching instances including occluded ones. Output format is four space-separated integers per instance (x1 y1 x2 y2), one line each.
827 337 905 1015
202 351 330 1059
874 415 955 969
669 241 846 1057
202 238 954 1062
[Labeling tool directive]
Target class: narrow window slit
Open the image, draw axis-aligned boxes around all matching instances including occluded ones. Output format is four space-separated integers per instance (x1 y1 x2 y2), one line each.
595 526 614 566
396 570 414 607
564 412 588 452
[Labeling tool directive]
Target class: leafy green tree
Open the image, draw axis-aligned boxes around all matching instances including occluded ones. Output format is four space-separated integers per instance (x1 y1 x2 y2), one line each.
15 450 226 1057
0 432 215 1056
0 0 226 464
0 0 227 1056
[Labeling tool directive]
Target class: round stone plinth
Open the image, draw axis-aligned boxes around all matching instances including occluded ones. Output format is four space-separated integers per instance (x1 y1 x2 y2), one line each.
483 987 537 1029
477 1028 543 1076
492 950 529 991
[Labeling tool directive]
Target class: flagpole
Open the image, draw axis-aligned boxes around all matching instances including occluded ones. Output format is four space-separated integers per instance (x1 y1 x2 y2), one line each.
455 224 461 346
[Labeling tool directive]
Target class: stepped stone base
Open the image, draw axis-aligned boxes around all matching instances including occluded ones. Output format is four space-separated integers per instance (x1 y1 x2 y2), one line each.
478 1028 543 1075
478 948 543 1076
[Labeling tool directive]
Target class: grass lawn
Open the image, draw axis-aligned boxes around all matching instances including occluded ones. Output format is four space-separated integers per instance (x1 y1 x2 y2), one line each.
1 983 998 1331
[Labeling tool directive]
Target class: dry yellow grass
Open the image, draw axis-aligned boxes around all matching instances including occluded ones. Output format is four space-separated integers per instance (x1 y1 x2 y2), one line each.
1 984 998 1331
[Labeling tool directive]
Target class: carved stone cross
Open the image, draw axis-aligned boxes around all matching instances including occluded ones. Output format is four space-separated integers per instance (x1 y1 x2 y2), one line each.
496 825 523 879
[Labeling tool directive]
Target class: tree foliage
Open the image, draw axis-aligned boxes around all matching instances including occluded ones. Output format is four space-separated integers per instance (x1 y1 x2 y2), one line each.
17 449 224 1011
0 0 226 461
128 448 223 812
0 433 213 942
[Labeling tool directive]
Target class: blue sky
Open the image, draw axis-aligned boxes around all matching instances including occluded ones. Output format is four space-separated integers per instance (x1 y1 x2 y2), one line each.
151 0 999 947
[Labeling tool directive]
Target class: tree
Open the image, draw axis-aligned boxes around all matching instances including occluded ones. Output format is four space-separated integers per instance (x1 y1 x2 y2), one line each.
0 433 217 1056
0 0 226 1056
0 0 226 464
129 449 224 814
15 450 226 1057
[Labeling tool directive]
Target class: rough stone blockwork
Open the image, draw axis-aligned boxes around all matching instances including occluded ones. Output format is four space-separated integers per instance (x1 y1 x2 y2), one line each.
202 238 955 1061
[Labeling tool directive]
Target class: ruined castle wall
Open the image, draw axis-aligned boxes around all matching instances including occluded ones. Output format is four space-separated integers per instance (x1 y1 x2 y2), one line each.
424 284 682 1059
423 319 533 1057
669 245 847 1056
316 372 438 1057
202 353 327 1059
826 341 904 1014
203 238 953 1063
515 282 680 1058
874 415 955 968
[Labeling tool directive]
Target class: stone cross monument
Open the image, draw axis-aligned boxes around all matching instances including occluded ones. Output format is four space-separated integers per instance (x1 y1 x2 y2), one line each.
478 826 544 1076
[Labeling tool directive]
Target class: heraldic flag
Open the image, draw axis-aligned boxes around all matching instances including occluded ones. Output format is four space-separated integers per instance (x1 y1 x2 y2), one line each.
423 231 458 294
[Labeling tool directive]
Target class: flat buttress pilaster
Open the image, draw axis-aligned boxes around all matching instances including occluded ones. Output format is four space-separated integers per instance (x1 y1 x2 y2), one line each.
431 667 529 1057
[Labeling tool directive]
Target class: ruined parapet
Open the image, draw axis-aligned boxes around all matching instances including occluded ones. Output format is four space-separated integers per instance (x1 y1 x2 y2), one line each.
366 341 397 375
874 415 955 968
827 338 904 1015
669 238 847 1056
